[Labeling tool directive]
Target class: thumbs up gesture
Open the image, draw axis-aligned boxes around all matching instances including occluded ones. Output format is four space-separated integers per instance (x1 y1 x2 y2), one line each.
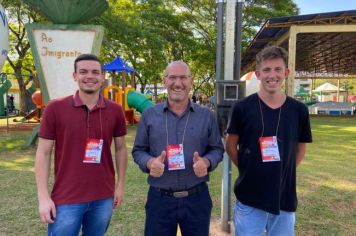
193 152 210 177
147 151 166 177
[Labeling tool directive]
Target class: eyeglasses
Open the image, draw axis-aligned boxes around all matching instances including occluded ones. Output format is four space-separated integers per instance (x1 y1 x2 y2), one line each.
165 75 191 81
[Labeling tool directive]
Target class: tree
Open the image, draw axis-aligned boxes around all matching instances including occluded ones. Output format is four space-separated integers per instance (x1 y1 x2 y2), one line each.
341 80 355 99
242 0 298 51
2 0 44 114
3 0 299 108
171 0 298 95
171 0 217 96
92 0 198 94
92 1 165 93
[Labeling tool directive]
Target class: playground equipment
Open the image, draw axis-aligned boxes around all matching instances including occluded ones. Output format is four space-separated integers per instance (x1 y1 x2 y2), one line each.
26 90 43 121
102 85 133 110
240 71 260 96
102 85 154 123
0 78 11 116
127 91 154 113
102 83 155 124
103 56 155 123
13 89 43 122
102 85 137 123
0 3 10 116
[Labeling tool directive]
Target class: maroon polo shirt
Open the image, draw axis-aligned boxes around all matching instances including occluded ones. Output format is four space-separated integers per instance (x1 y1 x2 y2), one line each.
39 91 127 205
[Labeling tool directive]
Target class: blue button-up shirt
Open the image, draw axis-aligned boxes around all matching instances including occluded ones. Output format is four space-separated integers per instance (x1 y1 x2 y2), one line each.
132 100 224 191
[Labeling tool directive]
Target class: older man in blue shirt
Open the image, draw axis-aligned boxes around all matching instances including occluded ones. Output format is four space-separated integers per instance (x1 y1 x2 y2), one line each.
132 61 224 236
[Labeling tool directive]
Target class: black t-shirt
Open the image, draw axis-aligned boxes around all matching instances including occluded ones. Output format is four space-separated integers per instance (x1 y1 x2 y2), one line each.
227 93 312 214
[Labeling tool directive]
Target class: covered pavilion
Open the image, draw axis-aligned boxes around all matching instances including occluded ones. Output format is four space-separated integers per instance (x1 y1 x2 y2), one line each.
241 10 356 97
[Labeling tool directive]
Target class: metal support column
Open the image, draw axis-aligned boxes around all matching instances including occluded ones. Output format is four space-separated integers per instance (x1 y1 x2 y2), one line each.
234 0 244 81
216 0 224 83
221 0 237 233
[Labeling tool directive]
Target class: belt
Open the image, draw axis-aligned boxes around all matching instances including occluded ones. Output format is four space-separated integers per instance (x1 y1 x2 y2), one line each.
152 182 207 198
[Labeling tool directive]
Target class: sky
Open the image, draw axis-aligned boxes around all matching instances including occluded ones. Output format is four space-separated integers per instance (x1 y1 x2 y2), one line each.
294 0 356 15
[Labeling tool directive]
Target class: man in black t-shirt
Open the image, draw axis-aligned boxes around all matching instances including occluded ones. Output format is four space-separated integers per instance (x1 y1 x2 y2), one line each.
226 45 312 236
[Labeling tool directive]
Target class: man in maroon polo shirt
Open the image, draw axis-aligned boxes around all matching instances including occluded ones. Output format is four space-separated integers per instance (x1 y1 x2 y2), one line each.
35 54 128 235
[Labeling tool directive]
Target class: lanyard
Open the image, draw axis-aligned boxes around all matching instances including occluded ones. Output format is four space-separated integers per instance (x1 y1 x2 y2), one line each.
258 97 281 138
86 107 103 139
165 110 191 146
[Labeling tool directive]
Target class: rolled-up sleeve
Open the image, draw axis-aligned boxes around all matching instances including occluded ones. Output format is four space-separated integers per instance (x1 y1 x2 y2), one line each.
204 112 224 171
132 113 152 173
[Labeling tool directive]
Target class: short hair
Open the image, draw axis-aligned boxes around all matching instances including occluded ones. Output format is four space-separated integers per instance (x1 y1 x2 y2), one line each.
163 61 192 77
74 54 103 72
256 45 288 69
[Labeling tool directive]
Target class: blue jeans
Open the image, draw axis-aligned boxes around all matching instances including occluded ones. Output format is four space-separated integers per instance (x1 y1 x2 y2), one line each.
234 200 295 236
48 197 113 236
145 184 212 236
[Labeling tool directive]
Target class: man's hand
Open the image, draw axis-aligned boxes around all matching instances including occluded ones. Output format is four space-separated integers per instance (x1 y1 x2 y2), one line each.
147 151 166 177
113 187 124 209
193 151 210 177
38 197 56 224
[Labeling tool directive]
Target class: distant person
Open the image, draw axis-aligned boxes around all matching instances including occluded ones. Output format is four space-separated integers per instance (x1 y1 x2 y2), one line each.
226 45 312 236
132 61 224 236
7 94 14 113
192 94 197 103
197 96 203 105
35 54 128 235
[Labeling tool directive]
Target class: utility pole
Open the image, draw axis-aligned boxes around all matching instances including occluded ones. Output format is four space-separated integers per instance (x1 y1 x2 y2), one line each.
216 0 245 233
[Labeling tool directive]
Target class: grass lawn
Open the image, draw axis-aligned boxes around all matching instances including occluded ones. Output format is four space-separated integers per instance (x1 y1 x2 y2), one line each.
0 116 355 235
296 116 356 235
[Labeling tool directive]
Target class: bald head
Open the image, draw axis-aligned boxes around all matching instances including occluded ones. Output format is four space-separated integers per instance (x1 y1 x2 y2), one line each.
163 61 193 106
163 61 191 78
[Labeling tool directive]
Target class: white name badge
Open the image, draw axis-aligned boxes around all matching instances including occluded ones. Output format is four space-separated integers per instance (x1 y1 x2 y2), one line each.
167 144 185 171
83 138 103 164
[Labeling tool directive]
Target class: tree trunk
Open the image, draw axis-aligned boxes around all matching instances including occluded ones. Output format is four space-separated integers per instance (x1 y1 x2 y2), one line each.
18 80 27 115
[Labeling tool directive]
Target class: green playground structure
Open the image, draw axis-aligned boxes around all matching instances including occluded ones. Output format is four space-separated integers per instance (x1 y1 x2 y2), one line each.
0 79 12 116
127 90 154 113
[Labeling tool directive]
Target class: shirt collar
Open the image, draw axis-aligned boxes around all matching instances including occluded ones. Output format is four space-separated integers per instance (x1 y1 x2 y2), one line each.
162 99 196 113
72 90 106 109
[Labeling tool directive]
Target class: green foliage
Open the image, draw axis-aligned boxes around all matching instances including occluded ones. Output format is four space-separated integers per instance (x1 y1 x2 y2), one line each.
1 0 45 113
4 0 300 99
2 0 33 73
172 0 217 95
91 0 180 91
242 0 299 52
